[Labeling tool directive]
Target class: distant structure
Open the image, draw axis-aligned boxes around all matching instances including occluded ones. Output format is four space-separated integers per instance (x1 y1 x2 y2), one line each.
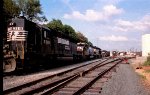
142 34 150 56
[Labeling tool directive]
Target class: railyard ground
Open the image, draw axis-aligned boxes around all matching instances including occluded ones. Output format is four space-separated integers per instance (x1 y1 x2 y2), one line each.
130 56 150 91
3 57 150 95
100 57 150 95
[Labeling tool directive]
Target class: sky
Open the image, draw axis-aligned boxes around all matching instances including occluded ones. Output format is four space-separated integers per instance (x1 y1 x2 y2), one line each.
40 0 150 51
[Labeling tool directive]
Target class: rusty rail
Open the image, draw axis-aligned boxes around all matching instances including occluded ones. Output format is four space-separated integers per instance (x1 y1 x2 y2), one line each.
40 59 121 95
4 58 108 94
73 60 121 95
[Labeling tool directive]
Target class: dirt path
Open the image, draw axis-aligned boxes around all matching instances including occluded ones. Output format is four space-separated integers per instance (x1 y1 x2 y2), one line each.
130 57 150 91
100 64 150 95
135 66 150 90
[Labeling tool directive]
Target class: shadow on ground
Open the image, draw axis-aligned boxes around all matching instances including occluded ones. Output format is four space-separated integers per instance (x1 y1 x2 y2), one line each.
3 58 89 76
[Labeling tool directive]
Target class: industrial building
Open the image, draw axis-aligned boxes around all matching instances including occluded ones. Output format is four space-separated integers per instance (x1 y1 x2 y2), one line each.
142 34 150 56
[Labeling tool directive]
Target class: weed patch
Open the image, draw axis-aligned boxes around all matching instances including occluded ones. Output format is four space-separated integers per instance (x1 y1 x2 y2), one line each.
138 74 146 79
143 56 150 66
144 70 150 73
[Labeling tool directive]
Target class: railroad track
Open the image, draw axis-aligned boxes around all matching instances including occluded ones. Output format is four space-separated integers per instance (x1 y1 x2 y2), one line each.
41 59 122 95
4 57 122 95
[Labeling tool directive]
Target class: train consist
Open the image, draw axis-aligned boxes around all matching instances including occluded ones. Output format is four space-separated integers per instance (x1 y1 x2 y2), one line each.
3 17 109 73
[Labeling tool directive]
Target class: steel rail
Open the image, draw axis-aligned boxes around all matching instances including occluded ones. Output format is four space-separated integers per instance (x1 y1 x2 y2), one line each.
21 74 79 95
20 58 111 95
40 74 79 95
73 60 122 95
4 58 108 94
82 58 120 76
39 59 121 95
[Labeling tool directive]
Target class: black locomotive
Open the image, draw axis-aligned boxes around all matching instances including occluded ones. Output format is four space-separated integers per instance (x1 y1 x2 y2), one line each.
3 17 102 73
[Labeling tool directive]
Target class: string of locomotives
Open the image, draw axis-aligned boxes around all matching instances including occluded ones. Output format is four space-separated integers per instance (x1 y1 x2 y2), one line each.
3 17 110 73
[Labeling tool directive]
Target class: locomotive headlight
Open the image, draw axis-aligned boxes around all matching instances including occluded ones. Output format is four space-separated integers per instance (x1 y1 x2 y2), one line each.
77 47 83 51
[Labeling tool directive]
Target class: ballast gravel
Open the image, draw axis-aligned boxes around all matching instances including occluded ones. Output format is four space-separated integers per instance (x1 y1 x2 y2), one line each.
100 64 150 95
3 59 102 91
4 58 150 95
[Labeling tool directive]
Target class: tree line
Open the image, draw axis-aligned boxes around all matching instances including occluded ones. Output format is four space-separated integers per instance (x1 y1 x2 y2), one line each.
4 0 93 46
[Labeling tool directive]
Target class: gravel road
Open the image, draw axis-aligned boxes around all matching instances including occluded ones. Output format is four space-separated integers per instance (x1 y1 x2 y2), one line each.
100 63 150 95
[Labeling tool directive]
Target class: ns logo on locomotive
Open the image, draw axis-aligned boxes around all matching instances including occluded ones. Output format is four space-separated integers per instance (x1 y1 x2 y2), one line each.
3 17 107 73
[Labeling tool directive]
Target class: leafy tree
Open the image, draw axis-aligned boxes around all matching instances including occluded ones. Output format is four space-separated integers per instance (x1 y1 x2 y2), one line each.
46 19 64 33
4 0 20 18
76 32 88 43
15 0 46 21
47 19 79 41
3 0 20 42
4 0 47 22
63 25 78 40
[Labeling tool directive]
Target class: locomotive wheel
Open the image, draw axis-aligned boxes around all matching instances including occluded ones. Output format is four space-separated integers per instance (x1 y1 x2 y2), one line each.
3 58 16 73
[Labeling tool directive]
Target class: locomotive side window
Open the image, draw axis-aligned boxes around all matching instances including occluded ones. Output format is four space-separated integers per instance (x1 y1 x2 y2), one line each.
44 31 46 38
43 30 51 39
43 30 51 45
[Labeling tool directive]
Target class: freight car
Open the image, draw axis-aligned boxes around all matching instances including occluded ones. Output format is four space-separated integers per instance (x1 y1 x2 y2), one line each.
3 17 102 73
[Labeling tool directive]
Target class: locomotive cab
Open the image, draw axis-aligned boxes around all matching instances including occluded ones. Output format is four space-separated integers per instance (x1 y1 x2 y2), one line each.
93 46 101 58
3 19 28 72
3 17 79 73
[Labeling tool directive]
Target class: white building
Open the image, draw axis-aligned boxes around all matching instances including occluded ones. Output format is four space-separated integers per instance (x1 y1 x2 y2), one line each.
142 34 150 56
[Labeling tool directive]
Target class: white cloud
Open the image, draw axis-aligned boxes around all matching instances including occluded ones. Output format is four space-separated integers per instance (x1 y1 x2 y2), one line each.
103 5 123 17
63 5 124 21
115 19 133 27
99 35 128 41
113 14 150 33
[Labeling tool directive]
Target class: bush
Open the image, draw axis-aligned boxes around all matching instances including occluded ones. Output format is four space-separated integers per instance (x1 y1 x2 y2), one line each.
147 55 150 61
143 55 150 66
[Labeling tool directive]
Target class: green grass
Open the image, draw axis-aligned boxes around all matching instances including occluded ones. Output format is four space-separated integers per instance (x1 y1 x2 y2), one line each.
144 69 150 73
143 56 150 66
143 61 150 66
